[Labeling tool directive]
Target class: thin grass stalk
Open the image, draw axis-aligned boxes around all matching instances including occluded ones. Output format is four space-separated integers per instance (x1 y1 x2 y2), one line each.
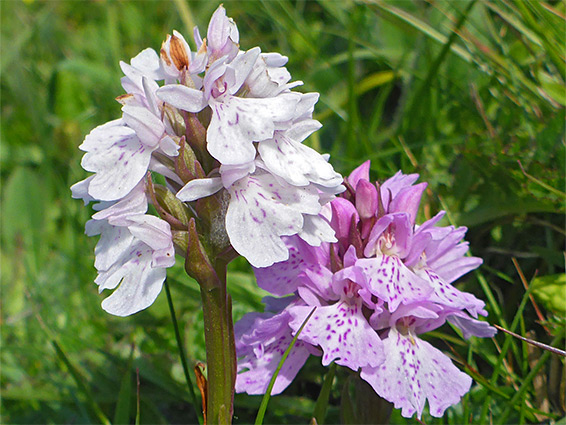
164 279 203 425
497 333 564 425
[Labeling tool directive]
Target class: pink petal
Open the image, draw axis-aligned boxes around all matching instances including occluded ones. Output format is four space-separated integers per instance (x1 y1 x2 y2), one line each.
357 256 433 311
361 327 472 419
289 300 384 370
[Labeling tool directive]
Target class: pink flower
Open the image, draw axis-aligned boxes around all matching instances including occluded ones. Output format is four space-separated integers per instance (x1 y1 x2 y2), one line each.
234 162 496 418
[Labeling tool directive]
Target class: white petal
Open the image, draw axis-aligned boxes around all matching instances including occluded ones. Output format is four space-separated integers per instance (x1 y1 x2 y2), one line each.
157 84 208 113
126 215 172 250
122 105 164 148
130 48 164 80
100 242 166 317
226 173 321 267
259 132 343 188
142 76 161 117
220 162 256 188
228 47 261 95
149 157 183 185
92 180 148 223
88 221 136 275
176 177 223 202
80 120 152 201
71 176 96 205
207 93 300 165
298 214 336 246
284 119 322 143
158 135 180 157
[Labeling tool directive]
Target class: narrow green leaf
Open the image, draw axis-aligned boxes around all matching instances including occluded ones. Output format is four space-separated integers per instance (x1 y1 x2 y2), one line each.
135 368 141 425
313 362 337 425
164 280 203 425
255 307 317 425
50 339 111 425
370 0 473 63
339 377 355 425
355 71 397 96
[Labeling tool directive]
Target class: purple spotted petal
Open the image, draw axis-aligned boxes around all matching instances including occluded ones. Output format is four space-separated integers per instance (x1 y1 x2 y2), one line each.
361 327 472 419
433 251 483 285
288 300 385 370
330 198 359 249
413 267 486 317
253 236 325 296
357 256 433 312
355 179 378 219
364 213 412 258
297 265 337 304
235 309 315 395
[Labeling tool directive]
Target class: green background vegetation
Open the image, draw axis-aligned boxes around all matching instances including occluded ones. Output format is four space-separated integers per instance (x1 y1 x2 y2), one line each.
1 0 564 423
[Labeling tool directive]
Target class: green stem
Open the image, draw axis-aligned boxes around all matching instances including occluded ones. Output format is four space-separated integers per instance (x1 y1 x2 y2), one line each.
164 280 203 425
200 260 236 424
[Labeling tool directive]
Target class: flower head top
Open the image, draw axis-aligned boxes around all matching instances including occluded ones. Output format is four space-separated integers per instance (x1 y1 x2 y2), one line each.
235 162 496 418
72 5 343 315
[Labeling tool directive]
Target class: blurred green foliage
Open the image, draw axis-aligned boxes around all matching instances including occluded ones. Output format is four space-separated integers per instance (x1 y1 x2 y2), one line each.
1 0 564 424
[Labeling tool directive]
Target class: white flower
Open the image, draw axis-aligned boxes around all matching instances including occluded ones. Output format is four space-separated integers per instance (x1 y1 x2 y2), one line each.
84 183 175 316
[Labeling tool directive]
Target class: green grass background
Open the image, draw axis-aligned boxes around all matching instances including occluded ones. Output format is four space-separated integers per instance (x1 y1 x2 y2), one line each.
1 0 565 424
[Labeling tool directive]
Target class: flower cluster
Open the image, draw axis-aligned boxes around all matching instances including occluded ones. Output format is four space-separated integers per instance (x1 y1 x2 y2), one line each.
72 6 343 315
235 161 496 418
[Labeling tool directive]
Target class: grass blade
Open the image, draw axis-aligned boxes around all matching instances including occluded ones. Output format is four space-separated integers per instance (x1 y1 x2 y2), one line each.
312 362 337 425
164 279 203 425
254 307 317 425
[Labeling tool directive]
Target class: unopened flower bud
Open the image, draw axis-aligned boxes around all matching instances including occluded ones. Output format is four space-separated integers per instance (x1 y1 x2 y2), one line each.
355 179 378 220
175 136 206 183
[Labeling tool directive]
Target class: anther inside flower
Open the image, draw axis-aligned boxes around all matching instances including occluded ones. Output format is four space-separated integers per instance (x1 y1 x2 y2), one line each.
235 161 496 419
72 5 344 315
